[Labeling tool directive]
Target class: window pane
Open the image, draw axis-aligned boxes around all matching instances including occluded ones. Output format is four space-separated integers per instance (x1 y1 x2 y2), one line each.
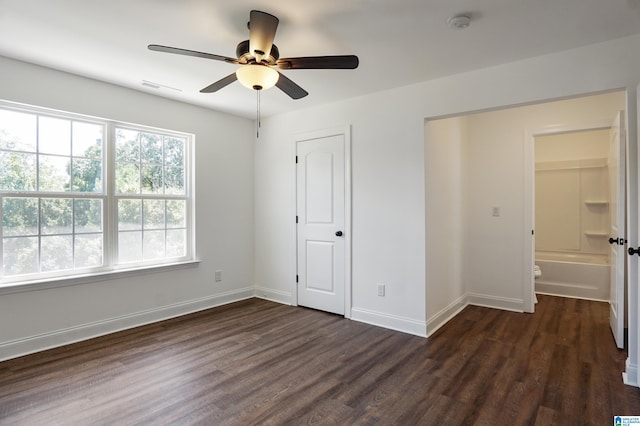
41 198 72 235
72 158 102 192
143 199 165 229
75 199 102 233
0 152 36 191
166 229 186 257
143 230 165 260
164 136 185 168
75 234 103 268
41 235 73 272
166 200 185 228
2 197 38 236
39 155 71 192
72 122 103 158
3 236 38 275
119 231 142 263
116 163 140 194
39 116 71 156
0 110 37 152
140 133 162 164
116 129 139 162
141 164 163 194
164 167 184 195
118 199 142 230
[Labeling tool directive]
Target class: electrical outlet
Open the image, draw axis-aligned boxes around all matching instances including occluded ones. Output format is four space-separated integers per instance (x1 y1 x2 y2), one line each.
377 283 385 297
215 270 222 282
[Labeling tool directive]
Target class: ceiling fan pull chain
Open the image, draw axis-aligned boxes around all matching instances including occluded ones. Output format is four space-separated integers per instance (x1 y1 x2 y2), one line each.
256 89 261 138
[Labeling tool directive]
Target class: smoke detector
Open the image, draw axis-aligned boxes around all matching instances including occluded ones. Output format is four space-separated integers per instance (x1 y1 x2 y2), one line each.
448 14 471 30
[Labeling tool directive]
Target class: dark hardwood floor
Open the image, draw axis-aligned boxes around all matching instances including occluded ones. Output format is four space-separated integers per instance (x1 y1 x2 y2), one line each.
1 294 639 425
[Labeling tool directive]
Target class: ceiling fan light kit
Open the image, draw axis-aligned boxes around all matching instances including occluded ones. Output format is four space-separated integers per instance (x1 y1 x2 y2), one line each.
236 64 279 90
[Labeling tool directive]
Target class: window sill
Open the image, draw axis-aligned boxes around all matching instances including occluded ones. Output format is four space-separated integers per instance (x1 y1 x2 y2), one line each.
0 259 202 295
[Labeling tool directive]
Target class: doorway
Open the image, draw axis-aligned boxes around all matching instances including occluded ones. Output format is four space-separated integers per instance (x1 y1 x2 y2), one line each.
526 111 626 348
532 127 614 302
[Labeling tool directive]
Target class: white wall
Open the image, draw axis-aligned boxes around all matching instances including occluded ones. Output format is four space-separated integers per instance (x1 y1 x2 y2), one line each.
0 56 256 360
464 92 625 307
254 34 640 353
255 87 449 337
536 129 610 163
254 96 428 335
425 92 624 332
424 117 467 335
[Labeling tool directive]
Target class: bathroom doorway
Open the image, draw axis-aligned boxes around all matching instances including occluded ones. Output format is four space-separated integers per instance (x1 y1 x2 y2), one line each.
533 127 613 301
527 111 626 348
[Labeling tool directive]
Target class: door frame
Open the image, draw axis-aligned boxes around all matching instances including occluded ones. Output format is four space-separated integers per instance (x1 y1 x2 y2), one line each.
523 119 620 314
623 85 639 387
292 125 352 318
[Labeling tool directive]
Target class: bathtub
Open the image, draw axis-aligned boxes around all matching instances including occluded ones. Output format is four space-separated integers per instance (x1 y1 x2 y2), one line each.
535 251 610 301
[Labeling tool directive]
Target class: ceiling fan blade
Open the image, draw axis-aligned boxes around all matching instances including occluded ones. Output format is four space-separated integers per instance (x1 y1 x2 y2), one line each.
275 72 308 99
276 55 359 70
200 73 238 93
148 44 238 64
249 10 279 62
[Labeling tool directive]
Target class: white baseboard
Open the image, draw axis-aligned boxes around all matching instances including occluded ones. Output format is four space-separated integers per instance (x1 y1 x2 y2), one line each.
426 295 468 337
254 286 293 305
350 307 426 337
467 292 525 313
0 289 532 362
0 287 255 362
623 357 640 388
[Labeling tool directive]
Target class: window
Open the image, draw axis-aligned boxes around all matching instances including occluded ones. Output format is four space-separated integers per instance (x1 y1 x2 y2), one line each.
114 127 188 263
0 102 193 284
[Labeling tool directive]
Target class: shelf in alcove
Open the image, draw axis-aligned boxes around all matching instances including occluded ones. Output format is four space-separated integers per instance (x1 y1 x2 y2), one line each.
584 231 609 237
584 200 609 206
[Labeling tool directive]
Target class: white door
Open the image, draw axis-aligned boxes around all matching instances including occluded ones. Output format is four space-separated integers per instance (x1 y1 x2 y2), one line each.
296 133 346 315
609 110 626 349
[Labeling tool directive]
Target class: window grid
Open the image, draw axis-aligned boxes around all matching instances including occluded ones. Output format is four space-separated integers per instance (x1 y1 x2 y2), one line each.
0 102 193 283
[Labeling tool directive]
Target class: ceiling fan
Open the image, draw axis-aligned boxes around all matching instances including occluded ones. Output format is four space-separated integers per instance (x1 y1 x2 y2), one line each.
148 10 359 100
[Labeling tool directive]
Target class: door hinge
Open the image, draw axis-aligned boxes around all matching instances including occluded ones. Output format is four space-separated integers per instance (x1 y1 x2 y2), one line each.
295 155 298 164
296 215 298 223
296 275 299 283
532 229 534 235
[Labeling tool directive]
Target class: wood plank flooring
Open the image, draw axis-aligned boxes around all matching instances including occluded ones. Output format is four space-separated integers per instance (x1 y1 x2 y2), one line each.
1 294 639 425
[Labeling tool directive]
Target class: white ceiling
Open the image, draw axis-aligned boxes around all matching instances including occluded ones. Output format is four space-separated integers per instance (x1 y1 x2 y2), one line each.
1 0 640 119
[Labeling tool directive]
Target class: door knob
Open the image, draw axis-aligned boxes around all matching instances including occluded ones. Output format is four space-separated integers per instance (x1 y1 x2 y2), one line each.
629 247 640 256
335 231 343 237
609 237 619 245
609 237 626 245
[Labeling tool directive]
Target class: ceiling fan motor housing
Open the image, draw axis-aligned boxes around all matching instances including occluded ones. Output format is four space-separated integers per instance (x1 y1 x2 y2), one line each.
236 40 279 65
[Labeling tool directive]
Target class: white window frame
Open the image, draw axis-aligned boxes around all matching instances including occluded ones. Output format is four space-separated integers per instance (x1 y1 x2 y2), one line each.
0 100 197 292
